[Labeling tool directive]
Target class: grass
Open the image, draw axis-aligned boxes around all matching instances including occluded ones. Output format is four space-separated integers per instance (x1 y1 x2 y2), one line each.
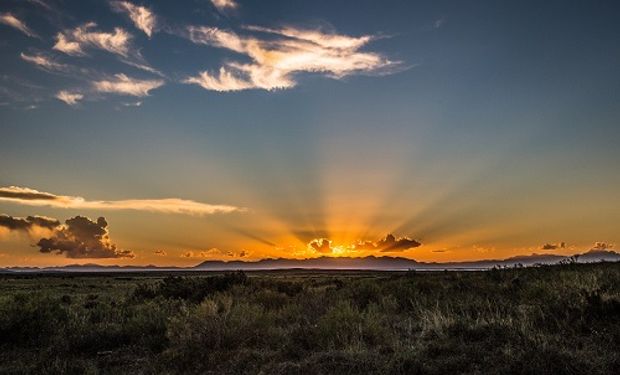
0 263 619 374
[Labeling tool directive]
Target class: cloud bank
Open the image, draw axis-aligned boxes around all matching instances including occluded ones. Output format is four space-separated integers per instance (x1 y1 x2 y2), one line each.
0 186 245 216
184 25 398 91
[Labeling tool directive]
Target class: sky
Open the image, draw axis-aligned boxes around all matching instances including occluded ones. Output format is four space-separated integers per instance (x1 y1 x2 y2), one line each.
1 0 619 267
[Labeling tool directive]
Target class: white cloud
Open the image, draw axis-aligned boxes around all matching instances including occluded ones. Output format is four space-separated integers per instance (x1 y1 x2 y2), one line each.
0 186 246 216
0 13 38 38
53 22 132 57
110 1 157 37
183 25 398 92
55 90 83 105
20 52 67 71
93 73 164 97
211 0 238 12
433 18 445 29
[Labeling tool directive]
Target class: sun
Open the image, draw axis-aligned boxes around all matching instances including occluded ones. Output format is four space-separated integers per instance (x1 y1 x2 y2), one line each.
331 245 349 256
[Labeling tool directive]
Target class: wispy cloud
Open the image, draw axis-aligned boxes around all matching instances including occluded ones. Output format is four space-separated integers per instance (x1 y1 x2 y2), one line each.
20 52 67 71
0 186 245 216
433 17 446 29
53 22 132 57
55 90 83 105
183 25 399 92
92 73 164 97
182 248 247 258
0 13 38 38
211 0 238 12
110 1 157 38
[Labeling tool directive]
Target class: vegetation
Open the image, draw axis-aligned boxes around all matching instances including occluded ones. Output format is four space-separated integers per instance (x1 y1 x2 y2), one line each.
0 263 619 374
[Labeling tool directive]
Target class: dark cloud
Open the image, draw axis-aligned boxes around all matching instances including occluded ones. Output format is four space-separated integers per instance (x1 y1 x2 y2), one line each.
37 216 134 258
541 242 566 250
378 234 421 252
0 186 58 200
309 238 332 253
0 214 60 231
355 234 421 252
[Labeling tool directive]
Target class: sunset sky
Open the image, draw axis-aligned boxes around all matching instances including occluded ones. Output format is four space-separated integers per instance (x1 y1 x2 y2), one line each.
1 0 619 267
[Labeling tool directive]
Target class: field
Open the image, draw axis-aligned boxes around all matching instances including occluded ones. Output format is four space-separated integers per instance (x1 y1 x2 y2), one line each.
1 263 619 374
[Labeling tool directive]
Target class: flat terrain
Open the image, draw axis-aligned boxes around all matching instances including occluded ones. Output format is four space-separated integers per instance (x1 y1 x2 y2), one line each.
1 264 619 374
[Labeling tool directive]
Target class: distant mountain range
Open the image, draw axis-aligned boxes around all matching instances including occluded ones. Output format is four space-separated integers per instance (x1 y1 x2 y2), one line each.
1 250 619 273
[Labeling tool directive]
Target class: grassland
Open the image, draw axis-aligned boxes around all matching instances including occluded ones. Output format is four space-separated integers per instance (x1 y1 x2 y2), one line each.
0 263 619 374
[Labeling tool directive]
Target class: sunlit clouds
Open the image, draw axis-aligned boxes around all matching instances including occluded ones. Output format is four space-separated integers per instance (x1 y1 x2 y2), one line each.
1 2 401 107
182 248 248 259
0 13 37 38
54 22 132 57
20 52 67 71
55 90 83 105
110 1 157 38
0 214 133 259
211 0 239 12
306 234 422 256
92 73 164 97
183 25 398 91
0 186 245 216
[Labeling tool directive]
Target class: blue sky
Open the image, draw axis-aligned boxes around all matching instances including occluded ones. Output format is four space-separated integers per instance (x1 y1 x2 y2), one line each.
1 0 619 266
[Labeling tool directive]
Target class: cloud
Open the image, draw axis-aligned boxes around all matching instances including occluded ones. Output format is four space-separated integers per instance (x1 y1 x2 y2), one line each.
354 234 421 252
183 25 398 92
55 90 83 105
211 0 238 12
37 216 134 258
433 18 445 29
0 214 60 231
541 242 566 250
122 100 142 107
308 238 332 253
182 248 227 258
26 0 52 10
0 13 38 38
20 52 67 71
110 1 157 37
93 74 164 97
591 242 614 251
154 249 167 256
53 22 132 57
0 186 245 216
